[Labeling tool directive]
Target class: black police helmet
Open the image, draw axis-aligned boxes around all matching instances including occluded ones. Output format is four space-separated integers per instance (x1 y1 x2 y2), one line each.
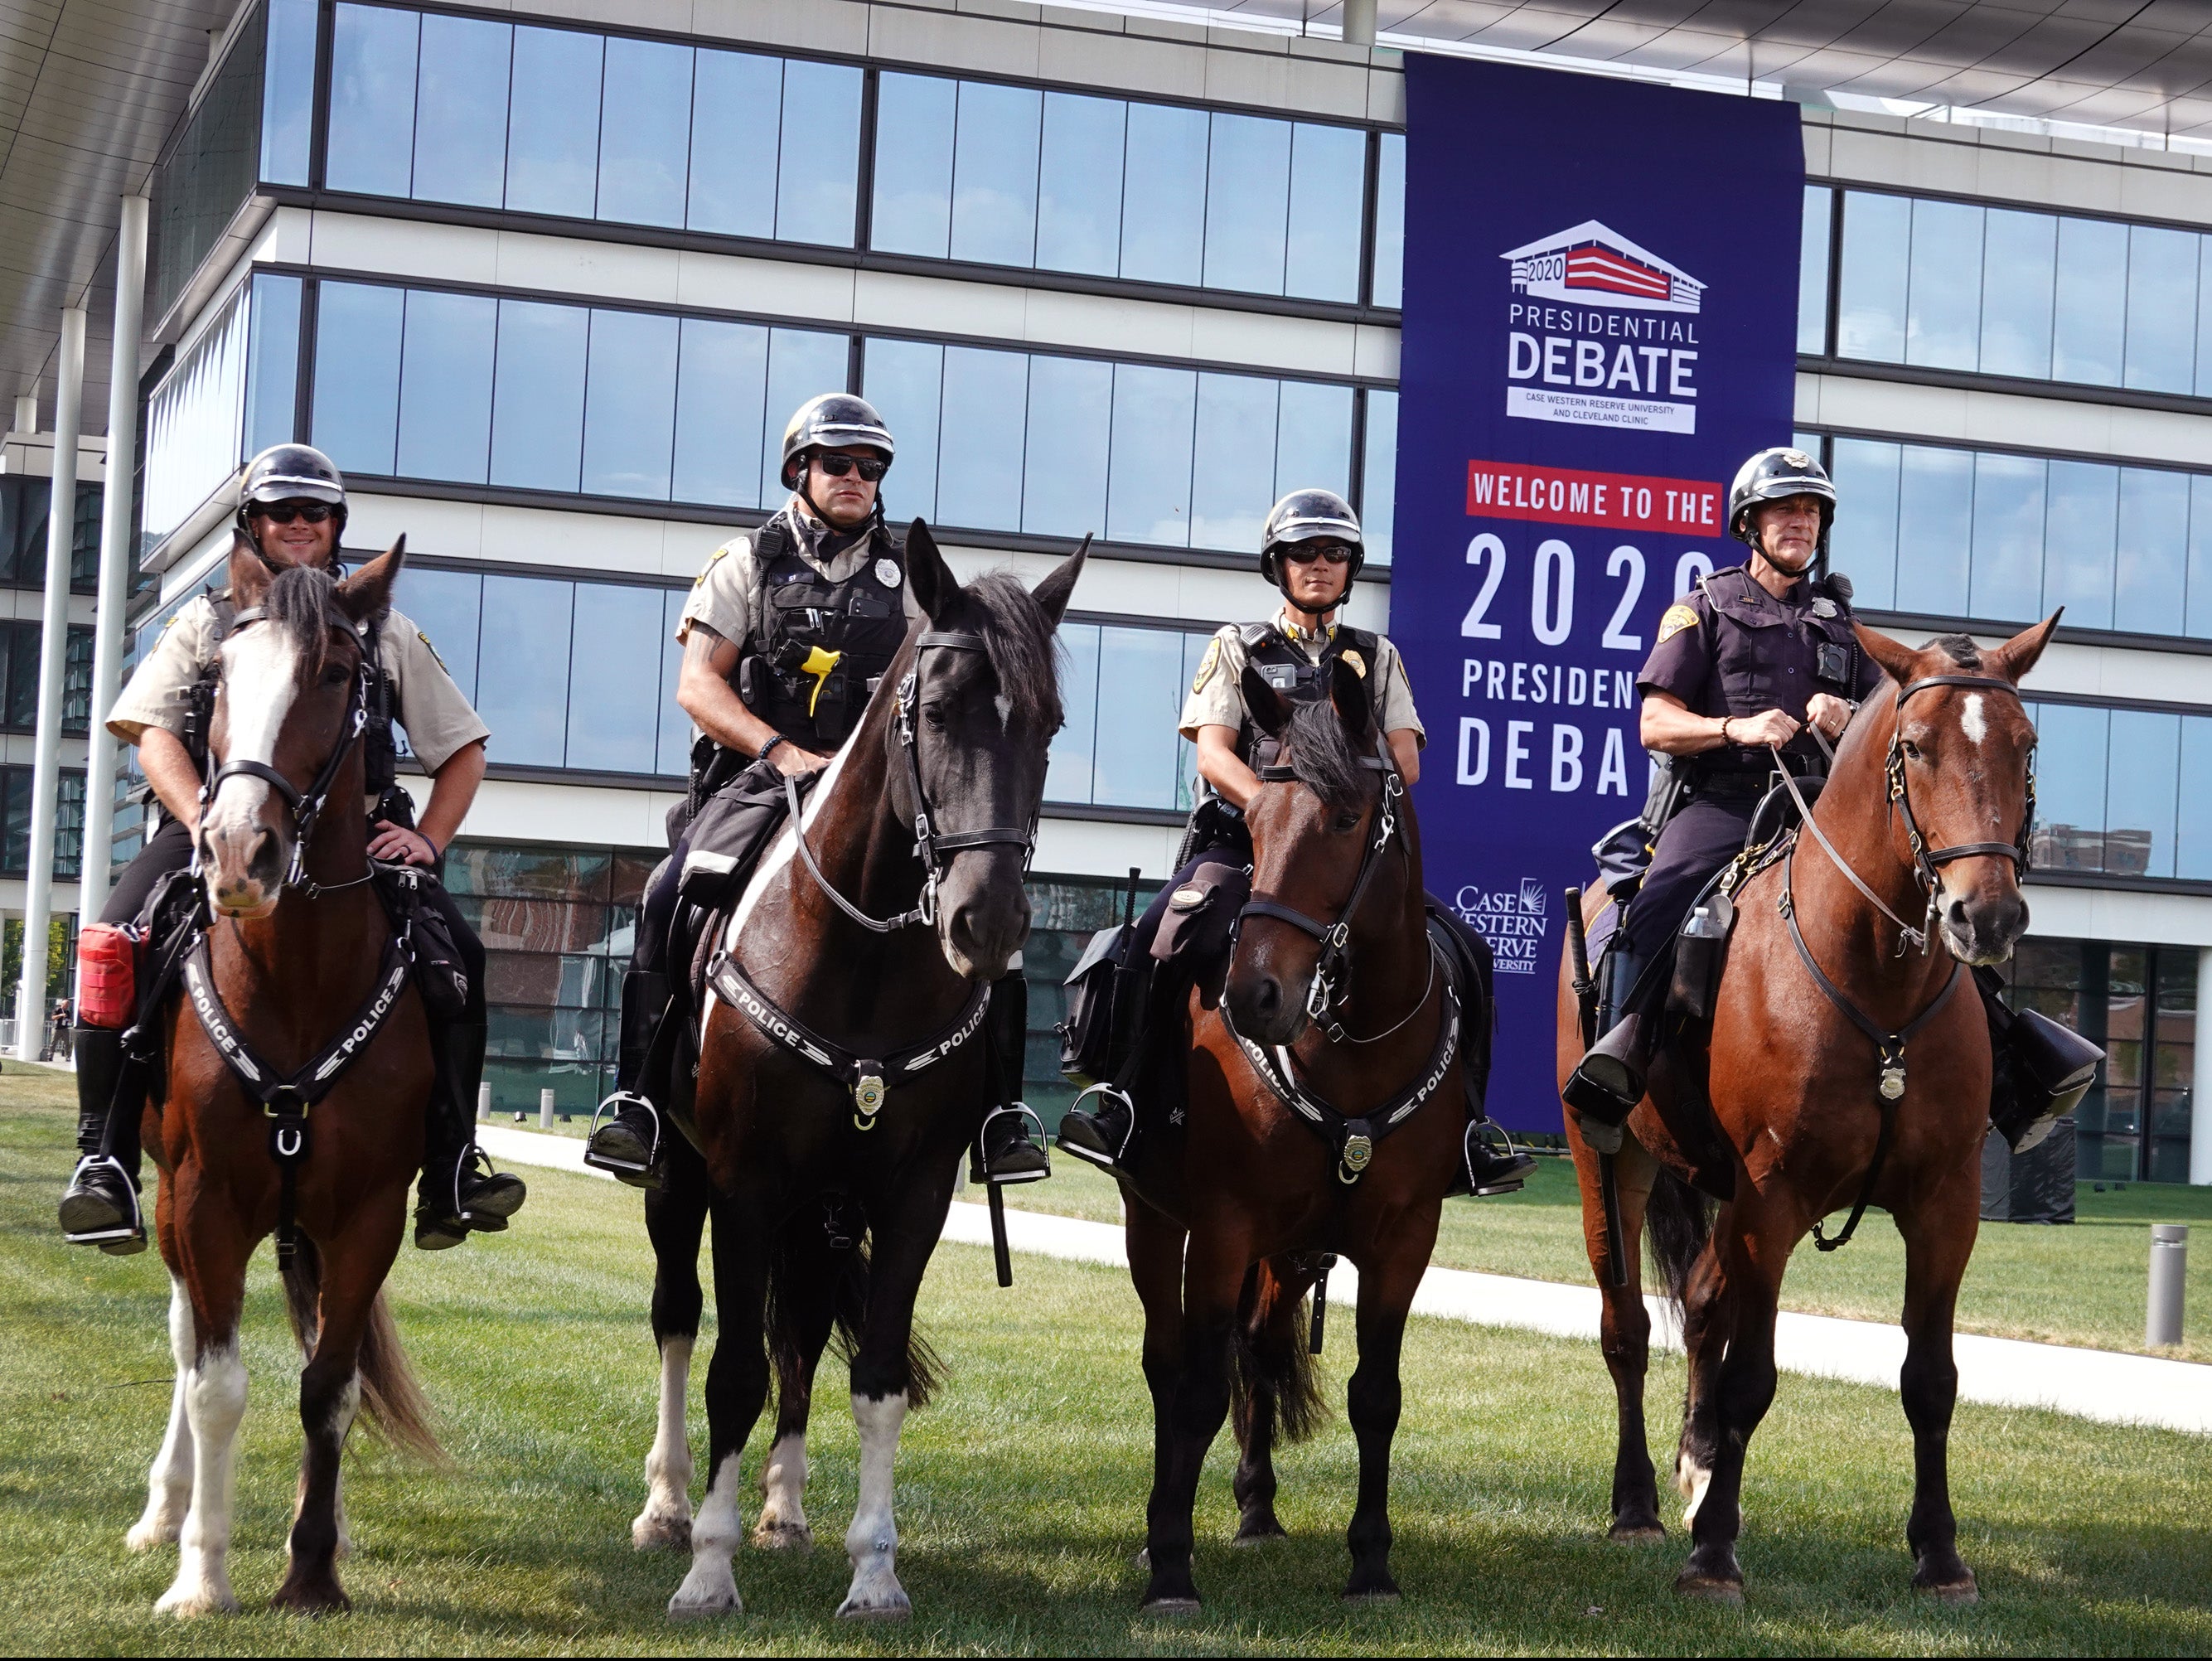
1259 487 1363 592
778 394 895 492
1728 446 1835 554
235 443 348 539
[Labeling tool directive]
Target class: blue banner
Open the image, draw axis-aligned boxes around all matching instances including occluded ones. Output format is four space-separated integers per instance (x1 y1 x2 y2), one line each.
1391 56 1803 1131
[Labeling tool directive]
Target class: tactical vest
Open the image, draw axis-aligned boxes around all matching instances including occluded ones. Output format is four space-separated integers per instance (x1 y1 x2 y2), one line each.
732 515 908 755
1682 566 1861 783
1234 621 1383 770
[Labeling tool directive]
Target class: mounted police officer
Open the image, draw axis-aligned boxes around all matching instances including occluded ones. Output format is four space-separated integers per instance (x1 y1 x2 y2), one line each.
57 444 526 1254
1056 489 1534 1196
585 395 1049 1188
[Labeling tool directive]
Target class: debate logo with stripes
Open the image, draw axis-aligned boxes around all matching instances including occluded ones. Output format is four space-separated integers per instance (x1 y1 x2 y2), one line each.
1502 220 1705 314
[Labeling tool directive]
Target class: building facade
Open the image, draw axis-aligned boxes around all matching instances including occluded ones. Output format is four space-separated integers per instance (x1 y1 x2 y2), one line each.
115 0 2212 1183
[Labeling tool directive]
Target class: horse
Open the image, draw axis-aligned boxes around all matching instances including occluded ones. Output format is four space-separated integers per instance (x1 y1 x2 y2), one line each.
1119 656 1487 1611
126 537 438 1615
636 521 1083 1621
1555 616 2055 1602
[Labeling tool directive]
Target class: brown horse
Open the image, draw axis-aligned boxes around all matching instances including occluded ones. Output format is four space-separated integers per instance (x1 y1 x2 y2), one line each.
125 540 437 1615
1123 657 1484 1611
1556 616 2055 1602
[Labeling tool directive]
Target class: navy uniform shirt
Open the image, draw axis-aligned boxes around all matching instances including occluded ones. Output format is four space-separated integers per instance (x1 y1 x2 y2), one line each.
1638 564 1884 777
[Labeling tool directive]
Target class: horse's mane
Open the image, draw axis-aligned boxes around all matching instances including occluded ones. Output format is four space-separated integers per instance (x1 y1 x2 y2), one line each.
1280 695 1367 811
259 562 341 674
956 571 1062 731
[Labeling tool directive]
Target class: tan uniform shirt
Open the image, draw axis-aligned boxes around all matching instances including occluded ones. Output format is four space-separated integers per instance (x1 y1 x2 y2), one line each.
676 497 887 649
109 595 490 774
1179 610 1425 747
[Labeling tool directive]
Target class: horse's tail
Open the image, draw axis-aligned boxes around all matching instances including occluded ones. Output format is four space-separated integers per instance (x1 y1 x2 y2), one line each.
764 1218 944 1412
280 1239 442 1460
1231 1260 1329 1450
1643 1166 1715 1313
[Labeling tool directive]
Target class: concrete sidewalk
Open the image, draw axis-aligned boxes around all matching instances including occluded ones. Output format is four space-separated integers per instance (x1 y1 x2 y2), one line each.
477 1124 2211 1437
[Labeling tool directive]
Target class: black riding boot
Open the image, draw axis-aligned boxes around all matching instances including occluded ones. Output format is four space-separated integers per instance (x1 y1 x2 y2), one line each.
1561 946 1653 1148
1055 1085 1134 1172
585 969 670 1189
414 1019 528 1250
972 971 1049 1185
1448 1119 1538 1199
58 1026 148 1254
1980 967 2104 1153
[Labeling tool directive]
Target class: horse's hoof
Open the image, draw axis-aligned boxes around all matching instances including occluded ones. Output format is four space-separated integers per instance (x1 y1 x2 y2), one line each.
1609 1522 1666 1543
154 1581 240 1618
269 1581 351 1616
1914 1562 1979 1605
1231 1518 1288 1547
1922 1581 1979 1605
751 1521 813 1553
1674 1572 1745 1605
125 1518 179 1553
1343 1588 1402 1605
666 1588 741 1622
835 1591 912 1621
632 1512 691 1552
1140 1596 1202 1618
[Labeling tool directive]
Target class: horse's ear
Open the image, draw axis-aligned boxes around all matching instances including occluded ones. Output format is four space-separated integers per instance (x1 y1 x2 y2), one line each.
904 518 956 625
1241 661 1290 738
1031 533 1089 628
336 535 406 627
1985 609 2061 684
1851 619 1920 687
226 530 272 608
1330 655 1377 746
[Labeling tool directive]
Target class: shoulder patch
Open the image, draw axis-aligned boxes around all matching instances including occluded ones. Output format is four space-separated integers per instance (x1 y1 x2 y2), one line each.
1656 603 1700 645
695 542 735 588
416 629 448 673
1191 638 1221 694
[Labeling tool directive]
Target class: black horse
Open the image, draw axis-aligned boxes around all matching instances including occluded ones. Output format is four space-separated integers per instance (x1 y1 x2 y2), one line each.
630 522 1082 1621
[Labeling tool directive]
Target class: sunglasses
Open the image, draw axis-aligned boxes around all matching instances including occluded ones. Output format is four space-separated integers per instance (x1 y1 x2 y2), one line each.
252 501 336 525
815 453 889 482
1283 543 1353 566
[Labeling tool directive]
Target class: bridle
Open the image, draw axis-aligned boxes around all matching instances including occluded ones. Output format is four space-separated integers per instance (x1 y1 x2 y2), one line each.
782 628 1038 934
196 606 370 895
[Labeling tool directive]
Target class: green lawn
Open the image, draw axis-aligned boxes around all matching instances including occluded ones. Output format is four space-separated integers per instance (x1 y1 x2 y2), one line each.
3 1072 2208 1655
1005 1150 2212 1364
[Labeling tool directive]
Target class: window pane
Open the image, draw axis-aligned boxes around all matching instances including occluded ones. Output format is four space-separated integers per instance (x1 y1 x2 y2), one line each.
564 583 664 771
2032 702 2108 872
327 3 418 197
862 337 942 524
1275 379 1353 502
581 309 679 500
2115 467 2189 637
1797 184 1831 355
2190 475 2212 639
1979 209 2055 379
1190 373 1276 553
1361 389 1397 567
776 59 859 246
396 289 495 483
490 300 588 492
937 346 1028 530
951 80 1040 268
2053 215 2127 387
687 51 781 238
871 72 953 259
1894 444 1971 616
1372 131 1404 310
1045 623 1101 804
761 328 851 505
1106 364 1195 545
2177 716 2212 879
310 281 403 476
1829 436 1900 609
1093 626 1183 807
1120 102 1207 287
1285 122 1364 303
2105 709 2179 879
1036 92 1123 278
2123 225 2198 394
1837 191 1909 362
478 576 573 766
412 12 509 208
2044 459 2118 628
243 273 302 457
2198 235 2212 398
1968 450 2044 624
658 588 692 775
506 26 602 219
1202 114 1290 296
261 0 318 186
598 37 692 230
394 567 482 701
1020 355 1109 537
1905 198 1982 370
671 317 768 508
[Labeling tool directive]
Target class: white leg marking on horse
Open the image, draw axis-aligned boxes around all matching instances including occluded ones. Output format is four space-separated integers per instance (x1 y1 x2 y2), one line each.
753 1429 811 1550
666 1448 743 1620
156 1341 247 1615
128 1276 197 1552
837 1392 911 1620
632 1336 695 1551
1961 692 1987 747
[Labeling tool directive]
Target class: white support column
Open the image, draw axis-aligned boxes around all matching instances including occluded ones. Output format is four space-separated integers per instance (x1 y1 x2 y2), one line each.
2194 947 2212 1184
1342 0 1377 46
79 196 149 929
17 307 85 1058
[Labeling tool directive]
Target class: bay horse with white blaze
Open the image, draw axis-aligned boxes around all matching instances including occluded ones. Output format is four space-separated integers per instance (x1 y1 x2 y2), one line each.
642 523 1082 1622
1556 616 2055 1602
128 540 438 1615
1122 657 1488 1611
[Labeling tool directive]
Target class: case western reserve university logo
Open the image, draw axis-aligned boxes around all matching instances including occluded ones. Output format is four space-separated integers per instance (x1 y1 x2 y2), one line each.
1501 220 1705 436
1454 876 1549 976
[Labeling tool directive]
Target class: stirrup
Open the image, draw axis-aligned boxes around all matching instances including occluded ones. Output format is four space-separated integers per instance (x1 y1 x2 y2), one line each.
61 1155 148 1253
1462 1121 1535 1199
974 1102 1050 1186
583 1090 661 1178
1054 1082 1134 1170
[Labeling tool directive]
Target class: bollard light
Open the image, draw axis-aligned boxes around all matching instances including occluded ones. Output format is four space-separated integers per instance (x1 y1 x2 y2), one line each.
477 1082 491 1120
2148 1224 2188 1349
539 1087 556 1130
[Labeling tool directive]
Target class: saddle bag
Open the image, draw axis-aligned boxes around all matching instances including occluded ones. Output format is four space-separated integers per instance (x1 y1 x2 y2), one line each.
1668 890 1735 1021
1058 867 1149 1085
677 759 810 911
373 866 469 1019
1150 862 1248 967
76 923 140 1029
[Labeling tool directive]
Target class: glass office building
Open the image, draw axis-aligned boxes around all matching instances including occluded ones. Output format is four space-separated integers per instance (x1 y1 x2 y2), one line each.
119 0 2212 1181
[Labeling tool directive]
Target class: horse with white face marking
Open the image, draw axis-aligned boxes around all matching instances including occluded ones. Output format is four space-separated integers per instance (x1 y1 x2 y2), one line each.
632 523 1082 1622
128 537 438 1615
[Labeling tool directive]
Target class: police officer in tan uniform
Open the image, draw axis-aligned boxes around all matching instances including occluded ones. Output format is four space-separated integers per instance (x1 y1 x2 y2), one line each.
58 445 526 1255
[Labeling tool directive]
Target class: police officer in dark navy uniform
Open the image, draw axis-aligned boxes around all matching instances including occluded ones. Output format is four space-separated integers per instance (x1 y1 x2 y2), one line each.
586 395 1049 1189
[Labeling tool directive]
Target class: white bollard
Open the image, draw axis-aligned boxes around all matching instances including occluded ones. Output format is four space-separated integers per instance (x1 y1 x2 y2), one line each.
2148 1224 2188 1348
477 1082 491 1120
540 1087 556 1130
